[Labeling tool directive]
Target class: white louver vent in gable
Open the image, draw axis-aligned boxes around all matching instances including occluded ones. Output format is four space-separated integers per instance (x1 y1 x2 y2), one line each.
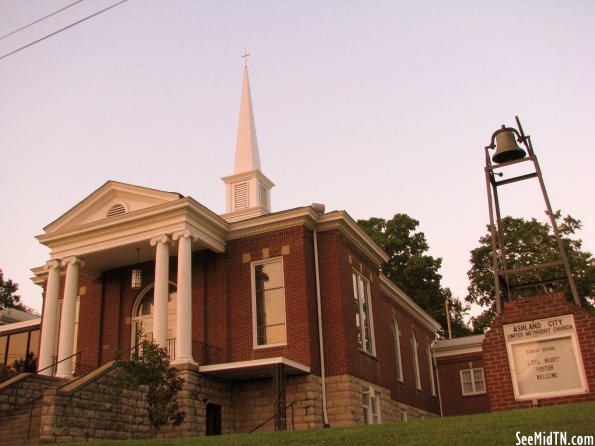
234 183 249 210
106 203 126 217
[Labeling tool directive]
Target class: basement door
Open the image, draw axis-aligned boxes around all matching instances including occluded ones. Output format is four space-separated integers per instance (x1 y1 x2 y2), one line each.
205 403 222 436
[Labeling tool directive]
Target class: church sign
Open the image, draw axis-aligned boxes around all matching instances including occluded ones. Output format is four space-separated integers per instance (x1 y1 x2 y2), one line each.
503 314 588 400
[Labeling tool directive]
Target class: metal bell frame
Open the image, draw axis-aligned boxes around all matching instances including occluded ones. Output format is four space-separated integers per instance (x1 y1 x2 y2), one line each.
484 116 580 314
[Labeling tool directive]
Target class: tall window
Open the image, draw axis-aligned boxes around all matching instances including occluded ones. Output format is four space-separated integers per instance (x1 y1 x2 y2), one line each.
427 342 436 396
460 368 486 396
253 258 287 347
411 332 421 390
362 387 381 424
131 283 177 356
353 271 374 354
392 317 403 382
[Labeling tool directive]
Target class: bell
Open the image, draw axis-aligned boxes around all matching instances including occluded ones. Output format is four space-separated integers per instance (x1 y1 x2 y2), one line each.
492 127 526 164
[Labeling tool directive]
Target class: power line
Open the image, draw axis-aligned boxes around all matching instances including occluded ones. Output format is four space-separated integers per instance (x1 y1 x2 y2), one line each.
0 0 129 62
0 0 86 41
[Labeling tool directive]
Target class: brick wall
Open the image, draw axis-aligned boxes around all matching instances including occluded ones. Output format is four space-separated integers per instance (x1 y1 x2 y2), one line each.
376 291 440 415
221 226 319 370
483 293 595 412
66 221 441 429
317 230 440 416
434 352 491 416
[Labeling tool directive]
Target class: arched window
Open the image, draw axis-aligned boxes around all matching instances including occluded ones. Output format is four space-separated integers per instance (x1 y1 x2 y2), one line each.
427 342 436 396
131 282 177 353
411 331 421 390
392 317 403 382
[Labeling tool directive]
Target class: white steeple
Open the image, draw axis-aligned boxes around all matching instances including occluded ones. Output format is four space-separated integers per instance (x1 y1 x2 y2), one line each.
234 64 261 173
222 53 274 222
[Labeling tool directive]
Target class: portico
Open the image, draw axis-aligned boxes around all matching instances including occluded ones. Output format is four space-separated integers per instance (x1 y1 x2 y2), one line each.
33 182 228 377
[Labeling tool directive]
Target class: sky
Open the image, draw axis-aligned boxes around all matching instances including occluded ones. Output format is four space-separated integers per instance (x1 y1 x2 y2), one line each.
0 0 593 317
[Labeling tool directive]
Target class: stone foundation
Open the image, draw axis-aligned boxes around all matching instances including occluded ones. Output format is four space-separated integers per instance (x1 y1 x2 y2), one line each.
1 364 440 443
325 374 437 426
232 374 324 433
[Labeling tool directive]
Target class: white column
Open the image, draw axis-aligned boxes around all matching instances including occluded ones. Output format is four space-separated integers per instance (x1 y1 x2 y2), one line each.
56 256 84 378
38 260 61 376
150 235 171 349
172 230 196 364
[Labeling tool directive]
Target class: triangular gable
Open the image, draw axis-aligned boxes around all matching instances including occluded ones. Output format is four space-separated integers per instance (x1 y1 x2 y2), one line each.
43 181 183 233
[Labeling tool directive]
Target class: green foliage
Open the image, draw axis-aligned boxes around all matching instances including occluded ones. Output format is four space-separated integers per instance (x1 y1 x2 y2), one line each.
0 363 17 383
358 213 471 337
12 352 37 373
0 353 37 383
0 269 37 314
466 213 595 333
115 339 185 433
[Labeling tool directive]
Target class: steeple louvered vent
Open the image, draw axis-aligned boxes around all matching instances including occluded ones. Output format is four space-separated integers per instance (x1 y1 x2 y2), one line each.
259 184 268 208
234 183 249 210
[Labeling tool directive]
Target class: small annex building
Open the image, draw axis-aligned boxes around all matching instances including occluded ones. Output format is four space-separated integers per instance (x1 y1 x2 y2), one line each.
0 63 443 442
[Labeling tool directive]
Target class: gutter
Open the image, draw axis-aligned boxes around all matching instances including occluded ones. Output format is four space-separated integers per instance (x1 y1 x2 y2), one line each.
431 338 444 417
312 204 330 427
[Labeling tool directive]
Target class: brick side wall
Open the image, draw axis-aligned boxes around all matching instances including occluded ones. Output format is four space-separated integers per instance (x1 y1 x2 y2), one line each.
483 293 595 412
376 291 440 414
435 352 491 416
225 226 318 369
317 230 440 416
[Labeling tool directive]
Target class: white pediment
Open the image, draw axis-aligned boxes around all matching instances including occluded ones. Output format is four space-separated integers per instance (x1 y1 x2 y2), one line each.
43 181 182 233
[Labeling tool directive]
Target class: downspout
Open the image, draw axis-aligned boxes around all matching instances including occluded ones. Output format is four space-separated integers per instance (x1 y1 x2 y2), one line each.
431 337 444 417
312 203 329 427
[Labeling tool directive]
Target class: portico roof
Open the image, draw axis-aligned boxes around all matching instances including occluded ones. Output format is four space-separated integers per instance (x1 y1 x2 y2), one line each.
199 356 310 381
34 181 229 278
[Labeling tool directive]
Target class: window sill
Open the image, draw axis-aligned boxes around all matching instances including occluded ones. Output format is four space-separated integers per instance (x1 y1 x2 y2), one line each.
358 349 378 361
462 392 487 397
253 342 287 350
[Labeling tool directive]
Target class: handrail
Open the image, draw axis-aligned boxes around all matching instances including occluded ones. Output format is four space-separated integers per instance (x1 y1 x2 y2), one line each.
249 401 296 433
36 351 82 376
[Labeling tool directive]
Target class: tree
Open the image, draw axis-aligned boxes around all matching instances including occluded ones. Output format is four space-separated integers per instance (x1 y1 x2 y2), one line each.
0 269 37 314
115 339 185 433
466 213 595 333
358 213 471 337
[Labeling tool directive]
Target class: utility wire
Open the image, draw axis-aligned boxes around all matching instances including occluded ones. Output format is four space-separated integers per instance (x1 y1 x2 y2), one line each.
0 0 129 61
0 0 86 41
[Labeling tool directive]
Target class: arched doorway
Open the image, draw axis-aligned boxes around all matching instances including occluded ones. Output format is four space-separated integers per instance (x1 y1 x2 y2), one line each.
131 282 177 356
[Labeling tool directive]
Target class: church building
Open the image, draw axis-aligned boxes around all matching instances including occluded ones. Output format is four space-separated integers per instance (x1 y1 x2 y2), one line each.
6 62 442 441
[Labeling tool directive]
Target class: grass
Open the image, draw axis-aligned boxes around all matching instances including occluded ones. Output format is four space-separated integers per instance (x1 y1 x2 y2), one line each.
62 402 595 446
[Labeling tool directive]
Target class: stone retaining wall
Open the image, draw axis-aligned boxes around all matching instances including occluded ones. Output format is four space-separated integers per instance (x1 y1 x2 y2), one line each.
0 373 62 415
39 369 153 443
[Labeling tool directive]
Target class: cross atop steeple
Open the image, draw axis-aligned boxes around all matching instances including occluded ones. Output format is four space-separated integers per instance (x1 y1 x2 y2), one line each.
241 48 250 67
